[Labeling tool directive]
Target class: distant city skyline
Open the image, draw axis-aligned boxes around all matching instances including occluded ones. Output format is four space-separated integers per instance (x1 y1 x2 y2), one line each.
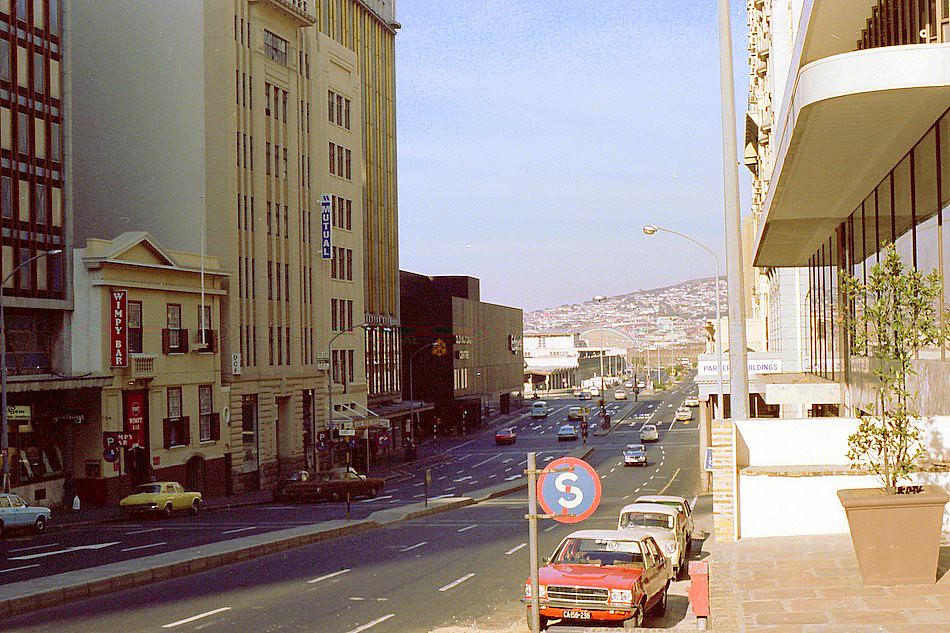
396 1 751 311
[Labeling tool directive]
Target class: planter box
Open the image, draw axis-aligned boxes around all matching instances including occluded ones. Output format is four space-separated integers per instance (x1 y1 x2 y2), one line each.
838 485 948 586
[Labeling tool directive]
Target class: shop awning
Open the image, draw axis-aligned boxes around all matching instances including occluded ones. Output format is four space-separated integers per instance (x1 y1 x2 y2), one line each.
6 374 114 393
331 402 390 431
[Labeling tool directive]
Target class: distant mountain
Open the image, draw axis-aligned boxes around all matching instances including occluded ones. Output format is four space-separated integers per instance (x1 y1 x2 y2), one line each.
524 277 726 350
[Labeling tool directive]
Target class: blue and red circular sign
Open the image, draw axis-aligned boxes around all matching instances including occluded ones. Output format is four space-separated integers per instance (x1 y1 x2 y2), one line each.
537 457 602 524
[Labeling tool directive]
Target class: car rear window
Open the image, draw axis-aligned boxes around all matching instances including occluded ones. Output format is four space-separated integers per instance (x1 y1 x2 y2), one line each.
621 512 674 530
135 485 162 494
553 538 644 567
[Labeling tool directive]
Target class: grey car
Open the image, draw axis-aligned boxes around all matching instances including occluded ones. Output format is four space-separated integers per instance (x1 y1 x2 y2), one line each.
0 493 51 537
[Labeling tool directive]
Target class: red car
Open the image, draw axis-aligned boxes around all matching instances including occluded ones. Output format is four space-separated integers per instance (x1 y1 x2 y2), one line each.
524 529 672 630
495 427 517 445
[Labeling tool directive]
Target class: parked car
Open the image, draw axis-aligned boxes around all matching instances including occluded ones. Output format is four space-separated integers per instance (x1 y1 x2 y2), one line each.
640 424 659 442
274 467 384 502
495 427 517 445
675 407 692 421
578 390 592 401
614 389 627 400
618 503 688 577
623 444 648 467
589 386 600 397
634 494 695 549
557 424 578 441
684 396 700 407
0 493 51 537
523 529 672 630
531 401 549 418
572 387 584 397
567 406 584 421
624 381 633 388
119 482 201 518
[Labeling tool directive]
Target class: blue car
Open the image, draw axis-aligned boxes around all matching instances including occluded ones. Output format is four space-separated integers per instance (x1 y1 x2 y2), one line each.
623 444 648 467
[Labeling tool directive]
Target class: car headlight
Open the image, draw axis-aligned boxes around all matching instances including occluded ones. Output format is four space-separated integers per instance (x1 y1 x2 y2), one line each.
610 589 632 604
524 584 547 599
664 542 677 555
148 503 158 509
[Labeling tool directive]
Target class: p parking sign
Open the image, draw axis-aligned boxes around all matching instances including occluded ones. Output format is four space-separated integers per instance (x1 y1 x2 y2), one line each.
536 457 602 524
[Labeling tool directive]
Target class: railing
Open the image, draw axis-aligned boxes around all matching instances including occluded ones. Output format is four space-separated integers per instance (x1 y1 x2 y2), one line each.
857 0 948 51
248 0 316 27
128 354 156 379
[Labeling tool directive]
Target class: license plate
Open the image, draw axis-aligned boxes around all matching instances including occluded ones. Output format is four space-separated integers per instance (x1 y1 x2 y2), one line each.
562 610 592 620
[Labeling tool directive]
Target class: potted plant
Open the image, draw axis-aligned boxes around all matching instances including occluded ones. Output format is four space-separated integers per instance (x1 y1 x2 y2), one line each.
837 243 950 585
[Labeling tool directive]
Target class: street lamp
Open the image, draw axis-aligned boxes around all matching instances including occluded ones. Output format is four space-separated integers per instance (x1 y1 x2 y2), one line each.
592 296 608 397
407 342 437 453
643 225 724 419
2 249 63 492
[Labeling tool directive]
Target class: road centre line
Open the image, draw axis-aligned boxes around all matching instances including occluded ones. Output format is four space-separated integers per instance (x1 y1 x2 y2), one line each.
8 542 59 553
0 564 40 573
221 527 257 535
121 541 168 552
457 524 477 533
360 495 395 503
470 454 502 469
400 542 427 552
344 614 396 633
162 607 232 628
125 527 164 535
544 525 557 532
446 441 476 452
506 543 527 555
657 468 681 495
308 568 351 584
438 573 475 592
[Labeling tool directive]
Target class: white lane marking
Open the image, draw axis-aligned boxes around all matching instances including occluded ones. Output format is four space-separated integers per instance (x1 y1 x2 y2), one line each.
9 541 120 561
438 573 475 592
506 543 527 555
414 482 425 487
634 487 641 493
0 564 40 573
623 494 630 499
8 542 59 553
455 470 465 475
657 468 681 495
221 527 257 535
350 597 365 601
488 474 497 479
504 474 522 481
444 486 456 491
610 468 616 473
308 568 351 584
544 524 557 532
519 460 527 466
470 454 502 469
125 527 163 535
162 607 232 628
502 458 514 464
430 493 453 500
453 476 472 482
457 525 477 533
649 475 655 480
121 541 168 553
413 493 424 498
359 495 394 503
437 476 448 481
655 467 661 473
344 614 396 633
504 467 513 473
544 456 554 462
446 440 476 452
401 542 427 552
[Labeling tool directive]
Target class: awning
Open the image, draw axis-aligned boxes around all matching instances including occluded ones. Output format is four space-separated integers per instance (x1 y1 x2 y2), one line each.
331 402 390 431
754 44 950 266
366 399 434 420
6 374 114 393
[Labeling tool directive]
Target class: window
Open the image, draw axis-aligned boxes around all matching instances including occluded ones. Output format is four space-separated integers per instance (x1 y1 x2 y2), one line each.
266 143 271 175
336 94 343 125
263 30 288 65
346 249 353 280
1 176 11 219
273 89 279 120
284 263 290 302
346 199 352 230
277 327 283 365
282 90 288 123
34 183 45 224
329 142 335 174
198 304 213 349
16 0 27 21
51 123 60 162
32 51 43 93
331 246 337 279
0 40 9 82
269 326 275 365
164 304 186 353
267 202 272 234
242 394 257 447
283 147 288 178
18 112 28 154
345 149 351 180
344 98 351 130
331 298 338 330
347 300 353 330
268 261 274 300
165 387 187 448
128 301 143 353
348 349 355 383
337 146 344 177
198 385 216 442
328 90 334 121
286 326 291 363
265 83 271 116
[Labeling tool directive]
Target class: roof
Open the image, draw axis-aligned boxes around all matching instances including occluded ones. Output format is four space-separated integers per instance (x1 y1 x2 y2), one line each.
564 529 641 540
634 495 687 504
618 503 678 516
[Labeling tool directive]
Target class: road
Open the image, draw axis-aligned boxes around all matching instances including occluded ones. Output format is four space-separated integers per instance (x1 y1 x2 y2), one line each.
4 376 703 633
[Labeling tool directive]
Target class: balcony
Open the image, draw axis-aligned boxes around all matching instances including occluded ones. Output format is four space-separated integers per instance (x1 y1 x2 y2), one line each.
128 354 157 380
249 0 315 27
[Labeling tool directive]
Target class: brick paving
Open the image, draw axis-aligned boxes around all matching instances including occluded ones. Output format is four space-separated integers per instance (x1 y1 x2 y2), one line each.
707 532 950 632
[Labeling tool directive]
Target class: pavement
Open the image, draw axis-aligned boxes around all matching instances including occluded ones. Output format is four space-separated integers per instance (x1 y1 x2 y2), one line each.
0 381 702 632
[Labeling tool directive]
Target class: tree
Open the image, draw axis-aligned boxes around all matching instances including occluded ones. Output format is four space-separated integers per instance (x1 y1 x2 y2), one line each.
840 244 949 493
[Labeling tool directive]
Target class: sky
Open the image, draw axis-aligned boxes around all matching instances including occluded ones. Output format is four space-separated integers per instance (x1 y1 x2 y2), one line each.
396 1 752 311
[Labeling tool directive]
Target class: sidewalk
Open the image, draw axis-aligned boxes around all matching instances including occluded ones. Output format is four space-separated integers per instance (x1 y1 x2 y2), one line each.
706 533 950 632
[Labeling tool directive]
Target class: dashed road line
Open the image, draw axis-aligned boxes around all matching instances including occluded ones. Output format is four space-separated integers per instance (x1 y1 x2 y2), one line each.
121 541 168 553
125 527 163 535
457 524 478 533
0 564 40 573
162 607 232 628
438 573 475 592
506 543 527 555
344 614 396 633
8 543 59 554
400 542 427 552
221 527 257 535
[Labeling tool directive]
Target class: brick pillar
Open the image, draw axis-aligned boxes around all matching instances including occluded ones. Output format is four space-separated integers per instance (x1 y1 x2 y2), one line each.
712 418 737 542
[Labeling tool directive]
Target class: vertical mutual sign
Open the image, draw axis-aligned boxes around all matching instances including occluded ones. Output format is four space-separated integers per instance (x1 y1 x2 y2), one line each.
321 194 332 259
110 289 128 368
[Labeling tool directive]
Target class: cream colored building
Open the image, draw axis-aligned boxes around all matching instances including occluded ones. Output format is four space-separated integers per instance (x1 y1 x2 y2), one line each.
69 233 229 504
66 0 398 491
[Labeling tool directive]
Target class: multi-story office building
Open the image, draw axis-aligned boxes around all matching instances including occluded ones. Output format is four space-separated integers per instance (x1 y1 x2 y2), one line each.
68 0 399 490
750 0 950 414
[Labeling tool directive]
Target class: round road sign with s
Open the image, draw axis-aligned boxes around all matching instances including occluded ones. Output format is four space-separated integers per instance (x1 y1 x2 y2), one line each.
537 456 602 524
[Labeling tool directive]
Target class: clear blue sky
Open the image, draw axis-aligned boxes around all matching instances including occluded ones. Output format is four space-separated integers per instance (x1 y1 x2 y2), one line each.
396 1 751 311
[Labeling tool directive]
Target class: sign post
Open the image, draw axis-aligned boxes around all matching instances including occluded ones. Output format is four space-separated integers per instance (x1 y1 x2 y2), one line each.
526 452 541 633
424 468 432 507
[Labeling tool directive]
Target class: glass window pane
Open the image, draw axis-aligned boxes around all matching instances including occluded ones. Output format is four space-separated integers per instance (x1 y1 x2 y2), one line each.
0 176 11 218
0 40 9 82
893 155 915 266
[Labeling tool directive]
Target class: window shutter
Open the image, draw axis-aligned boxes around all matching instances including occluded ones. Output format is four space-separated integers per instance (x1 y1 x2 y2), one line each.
182 416 191 446
180 330 189 353
210 412 220 441
162 329 171 355
163 418 171 449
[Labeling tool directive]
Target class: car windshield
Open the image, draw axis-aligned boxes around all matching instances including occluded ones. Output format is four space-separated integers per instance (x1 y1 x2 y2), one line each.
135 485 162 494
621 512 674 530
642 426 656 432
624 447 645 454
552 537 644 568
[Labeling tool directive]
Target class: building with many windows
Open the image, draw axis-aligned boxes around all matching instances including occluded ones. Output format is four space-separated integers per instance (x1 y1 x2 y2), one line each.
66 0 398 490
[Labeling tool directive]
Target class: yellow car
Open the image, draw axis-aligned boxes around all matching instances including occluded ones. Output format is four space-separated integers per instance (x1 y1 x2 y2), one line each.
119 482 202 518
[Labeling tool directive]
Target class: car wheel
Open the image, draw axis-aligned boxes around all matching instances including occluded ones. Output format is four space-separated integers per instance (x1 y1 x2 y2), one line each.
651 582 669 616
190 500 200 515
34 516 47 534
623 604 644 629
163 503 173 519
369 487 378 499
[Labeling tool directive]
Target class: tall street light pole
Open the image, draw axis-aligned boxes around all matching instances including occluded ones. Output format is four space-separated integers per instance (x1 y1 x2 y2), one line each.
644 226 724 419
717 0 750 419
327 323 375 470
2 249 63 492
592 296 607 398
408 342 437 452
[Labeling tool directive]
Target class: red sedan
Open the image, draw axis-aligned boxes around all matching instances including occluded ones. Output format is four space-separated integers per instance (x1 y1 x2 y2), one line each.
495 427 517 445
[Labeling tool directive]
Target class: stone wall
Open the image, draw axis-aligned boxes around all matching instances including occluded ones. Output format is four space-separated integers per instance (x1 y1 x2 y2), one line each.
711 418 737 542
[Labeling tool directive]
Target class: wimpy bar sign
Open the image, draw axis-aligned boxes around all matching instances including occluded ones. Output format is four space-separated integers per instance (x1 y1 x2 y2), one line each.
110 289 128 368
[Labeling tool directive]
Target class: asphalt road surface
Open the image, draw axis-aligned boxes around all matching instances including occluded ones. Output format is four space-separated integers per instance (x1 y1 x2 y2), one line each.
4 377 703 633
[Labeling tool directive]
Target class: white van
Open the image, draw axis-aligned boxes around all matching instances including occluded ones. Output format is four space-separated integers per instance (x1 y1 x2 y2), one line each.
530 401 549 418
